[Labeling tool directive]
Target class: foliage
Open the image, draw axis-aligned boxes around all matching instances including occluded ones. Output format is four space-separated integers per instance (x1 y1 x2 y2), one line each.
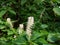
0 0 60 45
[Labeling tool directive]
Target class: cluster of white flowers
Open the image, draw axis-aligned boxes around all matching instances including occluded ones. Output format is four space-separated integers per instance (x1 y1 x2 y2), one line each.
7 18 17 38
7 18 13 28
18 24 24 34
7 17 34 39
26 17 34 40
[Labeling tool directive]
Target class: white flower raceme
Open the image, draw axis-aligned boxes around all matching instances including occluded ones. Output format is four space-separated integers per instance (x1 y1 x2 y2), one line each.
18 24 24 34
7 18 17 38
26 17 34 40
7 18 13 28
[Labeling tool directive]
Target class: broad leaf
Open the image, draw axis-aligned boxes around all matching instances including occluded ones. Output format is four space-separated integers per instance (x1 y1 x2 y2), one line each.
21 0 27 5
31 31 41 41
0 10 7 18
35 38 48 44
52 0 60 3
40 24 48 29
0 25 6 29
39 38 48 44
47 33 57 43
43 44 55 45
8 9 16 15
34 0 44 5
53 7 60 16
7 30 14 35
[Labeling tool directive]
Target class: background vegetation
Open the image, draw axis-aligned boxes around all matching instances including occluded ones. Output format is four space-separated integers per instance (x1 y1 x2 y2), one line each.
0 0 60 45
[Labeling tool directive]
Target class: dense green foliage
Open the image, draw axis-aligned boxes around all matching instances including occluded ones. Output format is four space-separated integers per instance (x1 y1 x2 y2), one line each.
0 0 60 45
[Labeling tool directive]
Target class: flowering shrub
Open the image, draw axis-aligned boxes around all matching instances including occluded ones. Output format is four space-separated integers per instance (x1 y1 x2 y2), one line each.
0 0 60 45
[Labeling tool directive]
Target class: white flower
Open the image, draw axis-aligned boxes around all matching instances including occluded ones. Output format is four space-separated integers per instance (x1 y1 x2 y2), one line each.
19 24 24 29
14 35 16 38
18 24 24 34
7 18 13 28
26 17 34 40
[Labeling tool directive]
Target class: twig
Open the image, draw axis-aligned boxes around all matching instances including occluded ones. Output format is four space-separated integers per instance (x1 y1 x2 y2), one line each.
40 8 45 19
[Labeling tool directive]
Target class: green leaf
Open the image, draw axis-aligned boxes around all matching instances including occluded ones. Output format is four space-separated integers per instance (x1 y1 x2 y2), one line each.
34 0 44 5
32 42 38 45
52 0 60 3
53 7 60 16
0 25 6 29
31 31 41 41
21 0 27 5
14 35 27 45
40 24 48 29
47 33 57 43
8 9 16 15
43 44 56 45
56 0 60 3
0 10 7 18
39 38 48 44
7 30 14 35
35 38 48 44
40 30 48 36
